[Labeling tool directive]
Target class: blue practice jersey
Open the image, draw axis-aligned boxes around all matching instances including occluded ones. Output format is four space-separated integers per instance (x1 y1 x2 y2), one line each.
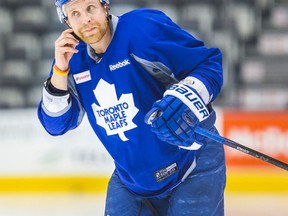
38 9 223 197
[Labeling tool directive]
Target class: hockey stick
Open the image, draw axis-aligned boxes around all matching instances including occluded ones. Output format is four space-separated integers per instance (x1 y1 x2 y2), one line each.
195 127 288 171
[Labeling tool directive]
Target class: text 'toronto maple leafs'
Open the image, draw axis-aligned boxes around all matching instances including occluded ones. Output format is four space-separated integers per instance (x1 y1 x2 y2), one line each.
92 79 139 141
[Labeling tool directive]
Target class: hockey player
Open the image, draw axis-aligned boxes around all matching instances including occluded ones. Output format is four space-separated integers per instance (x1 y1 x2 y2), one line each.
38 0 226 215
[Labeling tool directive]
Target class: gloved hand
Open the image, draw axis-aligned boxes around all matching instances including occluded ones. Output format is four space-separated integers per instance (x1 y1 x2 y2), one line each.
145 83 216 150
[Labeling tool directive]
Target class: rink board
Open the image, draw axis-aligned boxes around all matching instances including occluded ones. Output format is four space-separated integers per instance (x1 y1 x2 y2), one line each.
0 109 287 193
0 170 287 193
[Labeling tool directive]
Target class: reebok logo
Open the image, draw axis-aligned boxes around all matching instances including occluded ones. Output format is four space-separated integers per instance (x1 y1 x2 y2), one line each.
109 59 130 71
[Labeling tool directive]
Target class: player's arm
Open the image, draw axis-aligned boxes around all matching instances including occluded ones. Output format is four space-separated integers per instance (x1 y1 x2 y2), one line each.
131 9 223 103
143 36 223 105
52 28 79 90
182 47 223 105
37 29 82 136
136 10 222 148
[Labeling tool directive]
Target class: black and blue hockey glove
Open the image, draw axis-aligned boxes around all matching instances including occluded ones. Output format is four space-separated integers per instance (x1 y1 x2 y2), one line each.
145 83 216 150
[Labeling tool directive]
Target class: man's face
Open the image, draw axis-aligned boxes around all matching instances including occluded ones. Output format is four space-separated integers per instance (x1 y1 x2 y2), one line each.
64 0 109 45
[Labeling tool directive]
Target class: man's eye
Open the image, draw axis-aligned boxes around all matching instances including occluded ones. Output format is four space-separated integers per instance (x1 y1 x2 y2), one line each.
87 5 96 12
71 11 80 17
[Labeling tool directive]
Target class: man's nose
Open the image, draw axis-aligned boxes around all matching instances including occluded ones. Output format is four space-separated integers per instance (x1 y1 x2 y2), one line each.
82 11 92 24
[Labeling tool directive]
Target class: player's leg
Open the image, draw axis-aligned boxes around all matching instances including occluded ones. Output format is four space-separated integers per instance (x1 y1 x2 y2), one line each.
168 127 226 216
104 171 143 216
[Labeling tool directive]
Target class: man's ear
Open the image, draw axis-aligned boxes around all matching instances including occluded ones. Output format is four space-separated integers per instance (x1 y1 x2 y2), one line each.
104 5 109 16
105 6 110 21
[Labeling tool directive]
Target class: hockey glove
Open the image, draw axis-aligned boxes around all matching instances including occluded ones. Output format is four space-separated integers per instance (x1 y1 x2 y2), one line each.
145 83 216 150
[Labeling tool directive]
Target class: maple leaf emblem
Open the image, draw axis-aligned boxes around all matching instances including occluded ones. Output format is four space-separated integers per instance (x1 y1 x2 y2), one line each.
91 79 139 141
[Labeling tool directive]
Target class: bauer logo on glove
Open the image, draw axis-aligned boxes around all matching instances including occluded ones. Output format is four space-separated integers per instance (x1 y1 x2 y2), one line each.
144 83 216 150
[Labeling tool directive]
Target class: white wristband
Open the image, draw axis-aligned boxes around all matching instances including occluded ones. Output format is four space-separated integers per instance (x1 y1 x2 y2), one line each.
180 77 211 104
42 86 70 113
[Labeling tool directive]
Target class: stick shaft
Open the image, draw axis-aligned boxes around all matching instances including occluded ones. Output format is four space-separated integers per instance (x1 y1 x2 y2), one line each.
195 127 288 171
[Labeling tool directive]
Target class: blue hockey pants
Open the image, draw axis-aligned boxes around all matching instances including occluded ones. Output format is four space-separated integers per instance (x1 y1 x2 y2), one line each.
104 128 226 216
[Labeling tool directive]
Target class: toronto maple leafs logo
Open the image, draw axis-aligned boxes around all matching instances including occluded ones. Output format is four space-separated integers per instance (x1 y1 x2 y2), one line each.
91 79 139 141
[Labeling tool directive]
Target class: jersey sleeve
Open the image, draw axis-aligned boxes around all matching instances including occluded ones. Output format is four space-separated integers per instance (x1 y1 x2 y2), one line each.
129 9 223 103
37 63 85 136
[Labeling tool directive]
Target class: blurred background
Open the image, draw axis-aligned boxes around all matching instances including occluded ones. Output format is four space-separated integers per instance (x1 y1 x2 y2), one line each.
0 0 287 215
